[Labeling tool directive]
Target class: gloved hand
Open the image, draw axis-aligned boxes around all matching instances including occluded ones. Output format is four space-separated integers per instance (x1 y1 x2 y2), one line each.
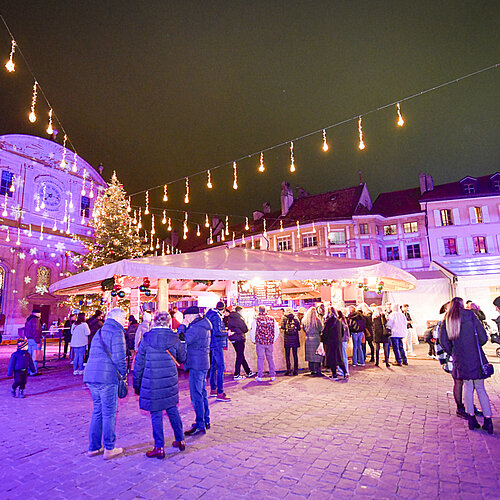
134 387 140 396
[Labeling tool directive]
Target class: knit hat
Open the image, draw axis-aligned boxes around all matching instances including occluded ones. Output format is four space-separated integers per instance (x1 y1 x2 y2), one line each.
216 301 226 311
184 306 200 315
17 338 28 349
32 308 41 315
493 296 500 308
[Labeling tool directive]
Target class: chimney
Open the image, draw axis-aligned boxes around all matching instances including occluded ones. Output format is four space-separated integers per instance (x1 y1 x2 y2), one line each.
280 181 294 216
426 174 434 192
419 173 427 194
296 187 310 199
253 210 264 221
262 202 271 214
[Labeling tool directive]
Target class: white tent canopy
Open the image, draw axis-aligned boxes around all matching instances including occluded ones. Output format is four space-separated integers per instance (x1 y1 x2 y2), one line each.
49 246 417 295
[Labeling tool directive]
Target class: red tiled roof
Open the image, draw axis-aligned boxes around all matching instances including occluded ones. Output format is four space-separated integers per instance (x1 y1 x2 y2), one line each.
372 187 422 217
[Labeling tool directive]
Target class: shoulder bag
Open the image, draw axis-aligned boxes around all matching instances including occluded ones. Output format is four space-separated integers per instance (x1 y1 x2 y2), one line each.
473 324 494 378
98 329 128 398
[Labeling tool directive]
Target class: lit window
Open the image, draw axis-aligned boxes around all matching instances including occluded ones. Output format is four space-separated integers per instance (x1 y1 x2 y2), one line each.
81 196 90 218
403 222 418 233
277 236 291 251
440 209 453 226
328 230 346 245
407 244 421 259
473 236 487 254
0 171 14 198
302 233 317 248
384 224 397 235
362 245 371 260
473 207 483 224
444 238 457 255
463 183 475 194
359 223 369 235
331 252 347 258
386 247 400 261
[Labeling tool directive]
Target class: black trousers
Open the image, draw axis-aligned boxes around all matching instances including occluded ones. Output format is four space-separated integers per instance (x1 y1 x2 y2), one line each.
426 339 436 356
285 346 298 373
375 342 390 365
232 340 250 376
363 338 375 360
12 370 28 390
63 336 71 356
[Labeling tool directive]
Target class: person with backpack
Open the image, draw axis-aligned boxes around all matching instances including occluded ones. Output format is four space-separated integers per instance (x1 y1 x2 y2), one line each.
281 308 301 376
8 338 35 398
347 306 366 367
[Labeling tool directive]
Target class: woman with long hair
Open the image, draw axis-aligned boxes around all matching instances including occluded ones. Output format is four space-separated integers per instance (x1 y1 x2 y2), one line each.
303 306 324 376
321 307 348 380
337 310 350 377
439 297 493 434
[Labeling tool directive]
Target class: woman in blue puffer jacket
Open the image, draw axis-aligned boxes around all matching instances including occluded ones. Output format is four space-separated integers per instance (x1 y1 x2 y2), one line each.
133 311 187 459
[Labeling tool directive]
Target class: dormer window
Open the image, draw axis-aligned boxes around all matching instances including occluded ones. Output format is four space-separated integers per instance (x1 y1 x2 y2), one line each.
460 176 478 195
463 183 475 195
493 180 500 192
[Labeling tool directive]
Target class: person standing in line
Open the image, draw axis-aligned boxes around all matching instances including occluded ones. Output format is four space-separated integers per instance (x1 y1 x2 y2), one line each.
133 311 187 458
402 304 416 357
71 312 91 375
134 311 152 353
7 338 35 398
439 297 493 434
358 303 374 362
303 306 324 377
227 306 255 380
347 306 366 367
321 308 348 380
372 306 390 367
337 310 350 378
387 303 408 366
205 301 231 402
178 306 212 437
281 308 301 376
296 307 306 326
250 305 280 382
85 310 104 363
24 308 42 376
62 313 76 358
125 315 139 371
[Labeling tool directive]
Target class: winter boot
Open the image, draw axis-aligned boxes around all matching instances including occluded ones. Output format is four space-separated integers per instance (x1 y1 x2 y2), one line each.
456 405 468 420
468 414 480 430
10 387 16 397
18 389 25 398
482 417 493 435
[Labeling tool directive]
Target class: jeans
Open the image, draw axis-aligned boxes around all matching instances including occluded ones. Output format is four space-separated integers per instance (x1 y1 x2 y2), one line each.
151 406 184 447
87 383 118 451
464 379 492 418
189 369 210 430
210 348 225 393
27 339 38 374
232 340 250 376
375 341 390 365
72 346 86 371
351 332 365 366
285 346 298 373
391 337 407 364
338 341 349 376
426 339 436 356
256 343 275 378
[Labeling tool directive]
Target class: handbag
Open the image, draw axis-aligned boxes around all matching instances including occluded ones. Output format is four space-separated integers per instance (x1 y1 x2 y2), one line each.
315 342 325 357
473 324 494 378
98 330 128 398
35 349 44 362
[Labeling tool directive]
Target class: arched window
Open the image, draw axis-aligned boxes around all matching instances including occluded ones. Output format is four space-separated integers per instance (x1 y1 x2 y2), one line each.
36 266 51 295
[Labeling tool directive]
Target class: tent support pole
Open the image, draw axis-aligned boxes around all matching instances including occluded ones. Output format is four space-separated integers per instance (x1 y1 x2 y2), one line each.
157 278 169 310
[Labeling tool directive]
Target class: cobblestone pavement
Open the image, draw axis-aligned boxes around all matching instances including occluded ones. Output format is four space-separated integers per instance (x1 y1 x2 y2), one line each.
0 342 499 499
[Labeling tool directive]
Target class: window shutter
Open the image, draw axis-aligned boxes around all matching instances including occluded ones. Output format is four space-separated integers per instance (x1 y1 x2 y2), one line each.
467 237 475 254
434 210 442 226
456 238 465 255
452 208 460 225
482 206 490 223
469 206 477 224
486 235 494 253
437 239 445 256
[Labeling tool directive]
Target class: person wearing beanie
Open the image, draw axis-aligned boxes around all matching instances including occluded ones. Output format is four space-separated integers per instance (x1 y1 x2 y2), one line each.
7 338 35 398
24 308 42 375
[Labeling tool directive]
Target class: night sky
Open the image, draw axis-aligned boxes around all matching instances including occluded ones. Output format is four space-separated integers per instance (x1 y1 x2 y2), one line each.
1 1 499 228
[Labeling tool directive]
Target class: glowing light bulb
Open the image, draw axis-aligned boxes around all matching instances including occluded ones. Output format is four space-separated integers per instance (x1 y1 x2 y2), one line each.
245 217 249 231
290 142 295 172
60 134 68 169
209 227 213 244
162 210 167 224
28 224 32 237
296 220 300 237
163 184 168 202
225 215 229 236
144 191 149 215
156 238 160 250
322 129 329 152
259 152 265 172
207 170 213 189
396 102 405 127
28 81 37 123
167 218 172 231
233 162 238 190
89 180 95 199
280 220 284 232
205 214 209 228
53 219 57 231
72 151 77 172
9 175 14 193
15 228 20 246
196 224 201 236
358 117 365 150
46 108 53 135
68 193 74 210
151 215 155 235
232 232 236 247
66 220 70 235
162 241 165 255
242 233 246 244
184 178 189 203
5 40 16 72
221 230 225 241
6 228 10 242
263 219 267 238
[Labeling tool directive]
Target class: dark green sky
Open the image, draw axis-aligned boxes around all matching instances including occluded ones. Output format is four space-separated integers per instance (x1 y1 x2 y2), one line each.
1 1 499 227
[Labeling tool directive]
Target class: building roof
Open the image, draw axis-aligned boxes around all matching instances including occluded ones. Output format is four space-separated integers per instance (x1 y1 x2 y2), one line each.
372 187 423 217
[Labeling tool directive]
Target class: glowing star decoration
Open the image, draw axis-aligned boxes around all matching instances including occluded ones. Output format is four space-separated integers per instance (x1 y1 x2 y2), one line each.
259 152 265 172
245 217 249 231
205 214 210 228
24 276 31 284
55 241 66 253
289 142 295 172
46 108 54 135
60 134 68 169
144 191 149 214
72 151 77 172
162 210 167 224
232 162 238 190
184 178 189 204
167 218 172 231
322 129 329 152
5 39 16 72
280 220 284 232
28 81 38 123
163 184 168 202
196 224 201 236
358 116 365 150
396 102 405 127
18 252 26 260
207 170 213 189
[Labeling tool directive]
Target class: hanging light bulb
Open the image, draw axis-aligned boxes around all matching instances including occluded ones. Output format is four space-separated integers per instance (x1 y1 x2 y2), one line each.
207 170 213 189
225 215 229 236
89 180 95 199
39 222 44 240
259 152 265 173
221 229 225 241
280 220 284 232
72 151 77 172
15 227 20 246
163 184 168 202
63 201 68 222
242 233 246 245
5 40 16 72
151 214 155 235
245 217 249 231
28 81 38 123
205 214 210 228
80 212 85 224
358 116 365 150
162 209 167 224
81 173 86 196
40 186 46 210
162 241 165 256
209 227 213 244
196 224 201 236
290 142 295 172
144 191 149 215
133 210 137 225
396 102 405 127
68 192 74 209
263 219 267 238
251 235 255 249
156 238 160 250
184 177 189 203
296 220 300 237
138 207 142 229
150 233 154 251
5 228 10 242
167 218 172 231
322 129 329 152
9 174 15 193
53 219 57 231
166 244 171 255
233 162 238 190
66 219 70 235
28 224 32 237
60 134 68 169
232 232 236 247
46 108 53 135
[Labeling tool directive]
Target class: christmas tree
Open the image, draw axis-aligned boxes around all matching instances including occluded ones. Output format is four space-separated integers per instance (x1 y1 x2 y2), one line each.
80 171 144 271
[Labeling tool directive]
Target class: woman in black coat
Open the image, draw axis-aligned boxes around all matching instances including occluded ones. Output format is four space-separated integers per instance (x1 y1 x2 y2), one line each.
439 297 493 434
281 309 301 376
321 308 348 380
372 307 390 367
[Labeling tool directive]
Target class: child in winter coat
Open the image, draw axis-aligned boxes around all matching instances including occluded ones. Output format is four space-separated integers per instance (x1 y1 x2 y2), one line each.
7 338 35 398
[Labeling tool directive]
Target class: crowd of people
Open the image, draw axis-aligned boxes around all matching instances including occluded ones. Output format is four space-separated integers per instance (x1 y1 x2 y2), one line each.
6 295 498 457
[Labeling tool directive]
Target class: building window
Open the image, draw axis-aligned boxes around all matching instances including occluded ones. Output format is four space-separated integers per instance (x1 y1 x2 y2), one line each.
331 252 347 258
0 171 14 197
443 238 457 255
403 221 418 233
36 266 51 295
384 224 397 236
328 230 346 245
386 246 400 261
407 244 421 259
440 209 453 226
493 180 500 192
473 207 483 224
81 196 90 218
463 183 475 195
302 233 317 248
473 236 487 254
359 223 369 235
277 236 291 251
362 245 371 260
